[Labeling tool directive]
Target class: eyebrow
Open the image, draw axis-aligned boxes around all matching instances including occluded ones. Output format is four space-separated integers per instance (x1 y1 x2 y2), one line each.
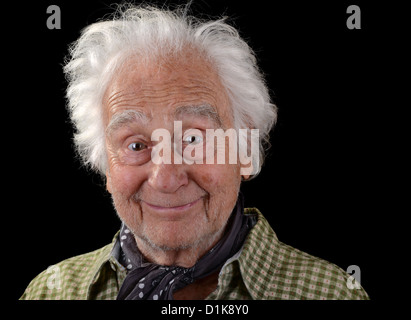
106 109 150 136
174 104 223 127
106 104 223 136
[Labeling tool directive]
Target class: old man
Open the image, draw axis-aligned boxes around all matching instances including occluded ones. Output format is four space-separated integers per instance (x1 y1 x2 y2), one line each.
21 4 368 300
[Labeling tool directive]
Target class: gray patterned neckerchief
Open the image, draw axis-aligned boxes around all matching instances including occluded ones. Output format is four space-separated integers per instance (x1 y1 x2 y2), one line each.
116 193 256 300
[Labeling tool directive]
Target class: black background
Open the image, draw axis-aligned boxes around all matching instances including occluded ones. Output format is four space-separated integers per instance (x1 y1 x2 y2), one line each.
5 0 400 304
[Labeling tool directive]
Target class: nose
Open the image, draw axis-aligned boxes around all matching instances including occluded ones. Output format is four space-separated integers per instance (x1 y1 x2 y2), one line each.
147 162 189 194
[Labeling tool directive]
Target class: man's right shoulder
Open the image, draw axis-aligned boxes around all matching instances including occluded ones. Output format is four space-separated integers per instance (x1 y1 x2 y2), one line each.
20 243 113 300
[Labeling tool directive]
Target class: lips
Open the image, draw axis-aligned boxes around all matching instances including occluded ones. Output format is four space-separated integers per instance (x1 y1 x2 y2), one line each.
141 197 202 211
137 197 206 222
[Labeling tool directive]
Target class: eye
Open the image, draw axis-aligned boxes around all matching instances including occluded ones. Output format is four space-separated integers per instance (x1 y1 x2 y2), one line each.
183 134 203 145
128 142 147 151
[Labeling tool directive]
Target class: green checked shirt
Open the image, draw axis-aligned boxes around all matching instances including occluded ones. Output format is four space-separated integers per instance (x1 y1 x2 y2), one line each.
21 208 369 300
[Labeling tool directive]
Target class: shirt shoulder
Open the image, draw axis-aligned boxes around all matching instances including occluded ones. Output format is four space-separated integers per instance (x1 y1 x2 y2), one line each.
237 208 369 300
20 242 113 300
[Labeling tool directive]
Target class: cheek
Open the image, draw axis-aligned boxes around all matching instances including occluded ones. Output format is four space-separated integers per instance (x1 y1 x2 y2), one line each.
106 144 147 196
199 165 241 227
195 164 241 195
109 164 145 197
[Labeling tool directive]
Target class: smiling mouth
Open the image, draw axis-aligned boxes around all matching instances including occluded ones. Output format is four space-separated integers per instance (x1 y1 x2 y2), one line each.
141 197 203 211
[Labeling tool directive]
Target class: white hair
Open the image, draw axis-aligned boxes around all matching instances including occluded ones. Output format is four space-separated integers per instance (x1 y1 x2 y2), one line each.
64 3 277 177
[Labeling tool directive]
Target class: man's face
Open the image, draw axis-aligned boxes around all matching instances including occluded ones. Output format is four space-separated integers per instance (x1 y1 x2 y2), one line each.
103 52 243 255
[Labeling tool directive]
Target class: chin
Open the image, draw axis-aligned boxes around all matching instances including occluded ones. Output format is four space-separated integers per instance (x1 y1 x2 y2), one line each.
139 221 224 252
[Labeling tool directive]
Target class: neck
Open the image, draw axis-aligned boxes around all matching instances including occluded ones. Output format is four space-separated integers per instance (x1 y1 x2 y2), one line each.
135 228 225 268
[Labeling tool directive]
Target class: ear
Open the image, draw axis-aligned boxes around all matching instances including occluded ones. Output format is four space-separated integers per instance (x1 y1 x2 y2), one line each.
241 175 251 181
238 126 258 180
240 162 253 181
106 170 112 194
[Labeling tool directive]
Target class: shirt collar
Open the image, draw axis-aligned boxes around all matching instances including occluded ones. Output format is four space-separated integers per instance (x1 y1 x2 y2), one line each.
85 231 126 299
85 208 273 300
221 208 279 300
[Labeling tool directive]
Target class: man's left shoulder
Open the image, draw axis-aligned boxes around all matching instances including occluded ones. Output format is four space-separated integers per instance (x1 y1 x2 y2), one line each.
241 208 369 300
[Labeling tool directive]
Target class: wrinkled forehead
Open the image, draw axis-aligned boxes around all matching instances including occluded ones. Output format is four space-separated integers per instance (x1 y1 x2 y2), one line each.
102 52 233 128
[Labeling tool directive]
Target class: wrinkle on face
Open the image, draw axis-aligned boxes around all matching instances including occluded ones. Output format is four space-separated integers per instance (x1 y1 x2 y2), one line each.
103 50 242 267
